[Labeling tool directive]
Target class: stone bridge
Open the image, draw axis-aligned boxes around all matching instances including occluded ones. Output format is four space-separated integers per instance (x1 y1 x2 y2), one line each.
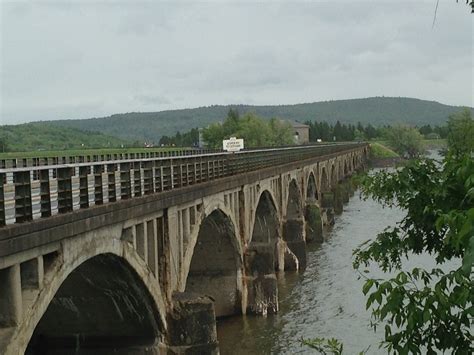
0 143 369 354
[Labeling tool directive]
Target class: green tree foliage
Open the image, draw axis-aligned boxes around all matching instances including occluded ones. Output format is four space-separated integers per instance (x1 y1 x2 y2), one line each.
202 110 294 148
159 128 199 147
304 120 395 142
269 118 295 145
353 141 474 353
300 337 344 355
458 0 474 13
0 123 131 152
385 125 424 159
0 133 9 153
447 109 474 156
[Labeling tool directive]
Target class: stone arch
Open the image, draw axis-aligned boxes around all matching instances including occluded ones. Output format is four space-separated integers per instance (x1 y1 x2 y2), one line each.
2 230 168 355
306 171 318 203
283 179 306 269
330 163 337 187
23 251 165 355
185 209 242 317
286 179 304 221
304 172 323 243
245 190 280 315
181 199 241 288
320 166 330 192
319 164 336 227
249 190 280 245
344 159 349 177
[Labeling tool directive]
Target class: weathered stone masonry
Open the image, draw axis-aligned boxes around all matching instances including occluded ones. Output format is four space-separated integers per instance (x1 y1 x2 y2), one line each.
0 143 368 354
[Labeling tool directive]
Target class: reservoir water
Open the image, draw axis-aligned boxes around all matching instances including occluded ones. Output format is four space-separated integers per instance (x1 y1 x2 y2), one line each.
217 189 406 354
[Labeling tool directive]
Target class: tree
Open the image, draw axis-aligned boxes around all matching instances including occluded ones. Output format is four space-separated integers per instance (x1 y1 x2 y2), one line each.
333 121 343 141
202 110 294 148
269 118 294 145
225 108 240 134
354 129 366 141
364 124 378 140
457 0 474 13
446 108 474 156
0 134 9 153
353 147 473 353
202 122 226 149
385 125 424 159
235 113 273 147
418 124 433 136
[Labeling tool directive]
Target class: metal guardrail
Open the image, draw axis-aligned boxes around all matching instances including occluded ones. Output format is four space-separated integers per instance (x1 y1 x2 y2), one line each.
0 143 367 227
0 148 213 169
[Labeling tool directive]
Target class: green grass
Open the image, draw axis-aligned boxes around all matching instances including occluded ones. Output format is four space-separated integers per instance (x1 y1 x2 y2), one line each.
369 142 400 158
0 147 185 160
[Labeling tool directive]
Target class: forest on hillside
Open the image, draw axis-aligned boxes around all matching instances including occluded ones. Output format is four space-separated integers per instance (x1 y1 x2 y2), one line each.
0 123 131 152
31 97 472 143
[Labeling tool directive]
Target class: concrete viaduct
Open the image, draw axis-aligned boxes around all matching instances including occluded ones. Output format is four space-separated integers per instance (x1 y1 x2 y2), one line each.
0 143 369 354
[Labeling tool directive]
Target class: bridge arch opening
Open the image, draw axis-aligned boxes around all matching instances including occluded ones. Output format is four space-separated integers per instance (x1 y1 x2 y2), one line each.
247 189 280 277
306 172 318 203
185 209 241 318
26 253 163 355
320 167 330 192
245 190 280 314
331 164 337 186
305 172 323 243
250 190 280 246
283 179 306 269
286 179 303 221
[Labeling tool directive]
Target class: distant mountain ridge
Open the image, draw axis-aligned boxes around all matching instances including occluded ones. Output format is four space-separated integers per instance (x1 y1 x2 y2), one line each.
31 97 473 142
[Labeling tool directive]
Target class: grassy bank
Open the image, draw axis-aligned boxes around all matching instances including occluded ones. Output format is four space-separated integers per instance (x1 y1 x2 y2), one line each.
369 142 399 158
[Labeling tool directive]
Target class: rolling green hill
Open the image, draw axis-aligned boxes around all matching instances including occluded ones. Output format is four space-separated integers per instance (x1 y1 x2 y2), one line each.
38 97 471 142
0 123 131 152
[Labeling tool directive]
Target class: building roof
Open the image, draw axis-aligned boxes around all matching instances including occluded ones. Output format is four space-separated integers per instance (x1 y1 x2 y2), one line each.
290 121 310 129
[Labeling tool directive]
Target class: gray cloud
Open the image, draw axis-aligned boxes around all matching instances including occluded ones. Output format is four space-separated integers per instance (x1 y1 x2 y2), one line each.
134 94 171 106
1 0 472 125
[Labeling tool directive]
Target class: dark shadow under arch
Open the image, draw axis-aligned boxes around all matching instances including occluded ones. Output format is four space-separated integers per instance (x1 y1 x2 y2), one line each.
320 167 330 192
331 164 337 186
306 172 318 202
286 179 303 221
283 179 307 269
251 190 279 245
26 253 163 354
186 209 241 317
246 190 280 275
245 190 281 314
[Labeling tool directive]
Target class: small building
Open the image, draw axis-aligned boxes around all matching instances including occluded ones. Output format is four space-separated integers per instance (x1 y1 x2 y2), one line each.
290 121 310 144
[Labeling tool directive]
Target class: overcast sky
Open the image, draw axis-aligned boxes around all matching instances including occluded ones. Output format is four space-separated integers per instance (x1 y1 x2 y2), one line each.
1 0 472 125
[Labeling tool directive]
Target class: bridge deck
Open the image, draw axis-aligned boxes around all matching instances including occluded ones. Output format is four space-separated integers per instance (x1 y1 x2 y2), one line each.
0 143 366 230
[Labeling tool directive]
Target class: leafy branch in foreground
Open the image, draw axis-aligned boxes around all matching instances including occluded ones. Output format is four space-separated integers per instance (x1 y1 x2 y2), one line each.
300 337 369 355
353 151 473 354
